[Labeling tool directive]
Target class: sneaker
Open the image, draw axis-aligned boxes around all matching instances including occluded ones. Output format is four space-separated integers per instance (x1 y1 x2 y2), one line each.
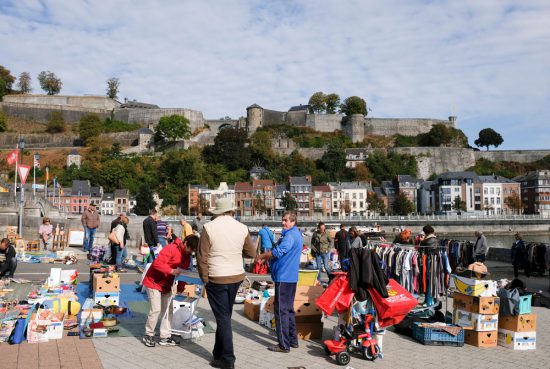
158 337 177 346
142 335 155 347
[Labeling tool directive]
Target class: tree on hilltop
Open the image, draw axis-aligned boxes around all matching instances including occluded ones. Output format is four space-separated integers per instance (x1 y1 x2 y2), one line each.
37 71 62 95
17 72 32 94
474 128 503 151
308 92 326 113
0 109 7 132
0 65 16 100
325 93 341 114
340 96 367 116
106 77 120 99
154 114 191 142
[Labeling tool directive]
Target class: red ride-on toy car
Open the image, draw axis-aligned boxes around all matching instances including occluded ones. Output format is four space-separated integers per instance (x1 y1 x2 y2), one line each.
323 315 380 366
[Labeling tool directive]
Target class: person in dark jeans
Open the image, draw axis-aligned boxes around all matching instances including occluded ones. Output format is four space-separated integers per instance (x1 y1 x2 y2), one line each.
0 238 17 278
511 233 530 278
257 211 302 353
196 198 256 369
334 224 349 263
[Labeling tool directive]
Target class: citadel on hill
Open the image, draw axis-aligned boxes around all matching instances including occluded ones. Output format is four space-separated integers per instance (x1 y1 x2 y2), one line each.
1 94 550 179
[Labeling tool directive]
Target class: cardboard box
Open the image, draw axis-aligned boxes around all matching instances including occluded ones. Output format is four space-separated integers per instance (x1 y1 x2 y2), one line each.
182 284 196 297
244 299 261 321
264 297 322 323
173 295 198 314
464 330 497 347
295 286 325 302
498 329 536 350
498 314 537 332
296 322 323 340
452 275 497 297
453 309 499 331
93 274 120 292
453 293 500 314
93 292 120 307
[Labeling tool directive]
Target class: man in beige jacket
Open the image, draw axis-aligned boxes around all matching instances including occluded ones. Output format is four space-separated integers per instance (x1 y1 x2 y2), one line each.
197 198 256 369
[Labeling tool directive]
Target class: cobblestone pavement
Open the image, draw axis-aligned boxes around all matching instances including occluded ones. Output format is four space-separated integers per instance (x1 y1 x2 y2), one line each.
92 296 550 369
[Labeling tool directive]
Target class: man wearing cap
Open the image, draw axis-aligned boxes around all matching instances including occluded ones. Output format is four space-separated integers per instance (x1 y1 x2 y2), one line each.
197 198 257 369
81 202 100 258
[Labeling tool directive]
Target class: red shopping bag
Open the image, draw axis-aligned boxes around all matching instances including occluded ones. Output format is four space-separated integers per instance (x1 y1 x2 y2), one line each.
368 279 418 327
251 259 268 274
315 272 355 316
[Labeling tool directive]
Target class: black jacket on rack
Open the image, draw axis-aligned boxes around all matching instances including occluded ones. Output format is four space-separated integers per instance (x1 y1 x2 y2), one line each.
349 248 389 300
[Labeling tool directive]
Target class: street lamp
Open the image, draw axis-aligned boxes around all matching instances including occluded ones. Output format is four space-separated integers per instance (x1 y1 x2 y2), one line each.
18 138 25 237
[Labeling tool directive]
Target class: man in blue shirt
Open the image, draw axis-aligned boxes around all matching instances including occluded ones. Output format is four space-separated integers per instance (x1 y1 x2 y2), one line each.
258 224 275 253
257 211 302 353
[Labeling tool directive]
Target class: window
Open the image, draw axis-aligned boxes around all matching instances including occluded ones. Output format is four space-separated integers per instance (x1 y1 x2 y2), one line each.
359 193 364 199
454 188 460 192
333 201 338 208
352 193 357 199
353 201 356 208
484 188 488 195
359 201 364 208
490 188 494 195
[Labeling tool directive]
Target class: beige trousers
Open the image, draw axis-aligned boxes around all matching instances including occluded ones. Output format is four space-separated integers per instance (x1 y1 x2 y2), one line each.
145 288 173 339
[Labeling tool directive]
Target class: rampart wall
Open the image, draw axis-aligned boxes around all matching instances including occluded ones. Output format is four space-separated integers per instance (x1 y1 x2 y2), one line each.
475 150 550 163
391 147 476 179
113 108 205 131
262 109 286 126
0 102 112 123
306 114 344 132
0 131 138 149
3 95 119 110
366 118 455 136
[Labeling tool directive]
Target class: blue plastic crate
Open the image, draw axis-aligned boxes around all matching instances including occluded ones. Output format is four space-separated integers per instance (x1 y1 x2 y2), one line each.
519 295 532 315
412 323 464 346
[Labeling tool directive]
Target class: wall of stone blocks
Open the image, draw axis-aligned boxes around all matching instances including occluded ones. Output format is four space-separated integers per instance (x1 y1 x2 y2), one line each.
3 95 119 110
306 113 344 132
365 118 455 136
114 108 205 131
474 150 550 163
262 109 286 126
390 147 476 179
0 102 111 123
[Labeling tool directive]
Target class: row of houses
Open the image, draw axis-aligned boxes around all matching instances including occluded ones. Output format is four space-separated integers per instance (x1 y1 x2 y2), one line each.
45 180 136 215
188 170 550 217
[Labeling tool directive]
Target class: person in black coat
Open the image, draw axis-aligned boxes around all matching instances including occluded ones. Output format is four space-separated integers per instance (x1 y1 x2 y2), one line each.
0 238 17 278
334 224 349 262
511 233 530 278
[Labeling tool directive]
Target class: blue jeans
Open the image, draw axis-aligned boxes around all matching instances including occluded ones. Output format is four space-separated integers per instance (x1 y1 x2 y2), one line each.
315 252 331 282
116 245 127 269
158 236 167 247
274 282 298 350
83 227 97 253
206 281 241 366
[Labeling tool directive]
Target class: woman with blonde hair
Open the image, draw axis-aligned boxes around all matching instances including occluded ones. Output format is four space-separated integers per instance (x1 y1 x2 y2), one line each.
111 216 129 272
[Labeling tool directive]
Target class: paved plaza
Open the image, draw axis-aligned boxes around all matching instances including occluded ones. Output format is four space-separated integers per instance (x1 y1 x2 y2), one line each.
1 261 549 369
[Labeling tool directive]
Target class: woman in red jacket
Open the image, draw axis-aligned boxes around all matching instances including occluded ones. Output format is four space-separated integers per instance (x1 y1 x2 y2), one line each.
142 235 199 347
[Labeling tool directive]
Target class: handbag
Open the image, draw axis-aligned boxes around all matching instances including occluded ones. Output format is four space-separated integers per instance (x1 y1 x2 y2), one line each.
368 279 418 328
108 231 119 245
139 244 150 256
315 272 355 316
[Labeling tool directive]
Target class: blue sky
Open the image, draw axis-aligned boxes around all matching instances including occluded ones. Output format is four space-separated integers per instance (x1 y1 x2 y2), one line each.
1 0 549 149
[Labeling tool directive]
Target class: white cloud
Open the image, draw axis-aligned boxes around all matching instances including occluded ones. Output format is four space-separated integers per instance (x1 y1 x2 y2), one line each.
1 0 549 149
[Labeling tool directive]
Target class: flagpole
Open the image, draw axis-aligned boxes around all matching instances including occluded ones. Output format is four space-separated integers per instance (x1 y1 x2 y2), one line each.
33 158 36 198
14 143 18 199
45 167 48 203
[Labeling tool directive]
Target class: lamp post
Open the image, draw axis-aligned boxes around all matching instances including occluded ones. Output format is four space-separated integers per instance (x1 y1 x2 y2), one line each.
18 138 25 237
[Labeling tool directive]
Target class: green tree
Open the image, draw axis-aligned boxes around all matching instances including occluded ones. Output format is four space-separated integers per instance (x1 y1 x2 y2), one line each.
79 113 103 146
37 71 62 95
249 130 274 164
0 108 7 132
474 128 504 151
365 150 417 185
202 127 251 171
419 124 468 147
392 192 415 215
106 77 120 99
325 93 341 114
367 191 386 215
318 142 348 181
46 110 66 133
451 195 466 212
0 65 16 99
308 91 326 113
17 72 32 93
154 114 191 142
340 96 367 116
281 192 297 210
133 184 156 215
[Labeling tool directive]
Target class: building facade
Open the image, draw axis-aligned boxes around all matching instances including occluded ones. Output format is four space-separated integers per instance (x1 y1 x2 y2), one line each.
514 170 550 217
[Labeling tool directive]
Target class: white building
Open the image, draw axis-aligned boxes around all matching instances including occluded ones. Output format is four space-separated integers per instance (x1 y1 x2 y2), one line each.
200 182 235 212
345 148 369 168
328 182 371 217
101 193 115 215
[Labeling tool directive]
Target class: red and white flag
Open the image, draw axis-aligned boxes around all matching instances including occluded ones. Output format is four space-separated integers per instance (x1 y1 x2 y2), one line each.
6 149 18 165
33 155 40 169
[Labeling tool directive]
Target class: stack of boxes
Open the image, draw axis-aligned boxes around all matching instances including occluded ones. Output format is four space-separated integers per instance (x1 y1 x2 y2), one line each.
264 285 325 340
498 295 537 350
452 274 499 348
92 273 120 307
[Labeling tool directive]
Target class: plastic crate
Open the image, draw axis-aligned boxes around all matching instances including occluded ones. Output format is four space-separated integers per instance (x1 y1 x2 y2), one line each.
412 323 464 346
519 295 532 315
297 270 318 286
